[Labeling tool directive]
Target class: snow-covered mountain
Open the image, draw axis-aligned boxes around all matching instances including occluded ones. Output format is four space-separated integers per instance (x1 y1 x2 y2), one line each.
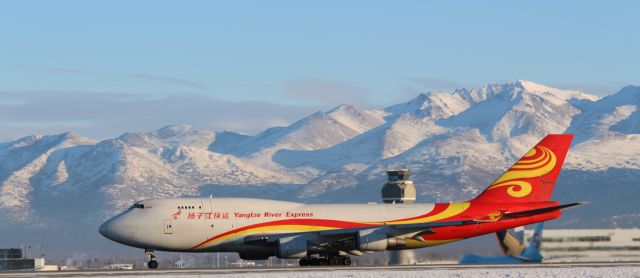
210 104 385 168
1 80 639 258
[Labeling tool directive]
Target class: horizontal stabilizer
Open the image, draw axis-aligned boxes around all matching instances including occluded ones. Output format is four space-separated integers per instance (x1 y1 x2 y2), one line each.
503 202 586 219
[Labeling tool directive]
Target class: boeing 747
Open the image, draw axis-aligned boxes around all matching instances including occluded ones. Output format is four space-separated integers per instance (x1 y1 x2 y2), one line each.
99 134 581 268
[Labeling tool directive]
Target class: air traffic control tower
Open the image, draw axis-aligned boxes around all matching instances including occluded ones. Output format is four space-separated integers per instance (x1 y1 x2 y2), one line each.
381 169 416 204
381 169 417 265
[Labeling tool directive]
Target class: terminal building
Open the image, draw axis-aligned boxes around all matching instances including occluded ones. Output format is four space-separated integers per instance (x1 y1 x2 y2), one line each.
524 228 640 261
0 248 59 271
0 248 35 271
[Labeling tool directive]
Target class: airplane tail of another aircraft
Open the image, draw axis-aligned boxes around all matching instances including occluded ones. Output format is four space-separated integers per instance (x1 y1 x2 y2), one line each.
496 228 525 256
472 134 573 204
519 222 544 262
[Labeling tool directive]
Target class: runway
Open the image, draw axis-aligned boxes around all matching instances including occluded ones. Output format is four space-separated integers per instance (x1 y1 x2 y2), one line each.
2 262 640 277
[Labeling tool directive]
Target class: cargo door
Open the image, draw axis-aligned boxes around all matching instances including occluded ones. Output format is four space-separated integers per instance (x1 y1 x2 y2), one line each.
163 219 174 234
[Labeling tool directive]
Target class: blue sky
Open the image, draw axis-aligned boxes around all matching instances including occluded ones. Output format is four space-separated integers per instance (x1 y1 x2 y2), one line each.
1 1 638 140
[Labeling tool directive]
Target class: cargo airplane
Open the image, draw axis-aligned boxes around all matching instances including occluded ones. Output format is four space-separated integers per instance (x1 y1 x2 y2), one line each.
99 134 582 268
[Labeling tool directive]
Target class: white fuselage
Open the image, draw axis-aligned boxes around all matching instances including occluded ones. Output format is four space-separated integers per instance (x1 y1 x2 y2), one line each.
99 197 444 253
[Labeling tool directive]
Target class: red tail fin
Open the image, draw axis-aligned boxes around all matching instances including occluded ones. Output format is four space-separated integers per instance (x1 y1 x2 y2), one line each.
472 134 574 203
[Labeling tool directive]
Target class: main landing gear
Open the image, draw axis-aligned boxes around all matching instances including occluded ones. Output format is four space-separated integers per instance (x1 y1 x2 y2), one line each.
145 249 158 269
299 255 351 266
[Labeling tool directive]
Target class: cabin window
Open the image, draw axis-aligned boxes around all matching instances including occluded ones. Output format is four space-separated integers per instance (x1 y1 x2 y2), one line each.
179 205 200 209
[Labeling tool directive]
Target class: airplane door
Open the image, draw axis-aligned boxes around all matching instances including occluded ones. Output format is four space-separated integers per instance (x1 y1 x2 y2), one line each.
200 199 215 242
163 219 174 234
202 199 212 212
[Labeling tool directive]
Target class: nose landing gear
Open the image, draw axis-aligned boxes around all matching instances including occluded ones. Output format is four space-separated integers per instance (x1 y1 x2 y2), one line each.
145 249 158 269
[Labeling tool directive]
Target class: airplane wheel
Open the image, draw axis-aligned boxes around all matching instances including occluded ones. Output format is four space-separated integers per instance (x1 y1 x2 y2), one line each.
329 257 338 265
310 258 320 266
299 258 309 267
342 257 351 266
319 258 328 266
147 260 158 269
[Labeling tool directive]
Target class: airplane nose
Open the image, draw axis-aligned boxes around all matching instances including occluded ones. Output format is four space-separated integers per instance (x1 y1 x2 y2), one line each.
99 215 139 245
99 220 111 238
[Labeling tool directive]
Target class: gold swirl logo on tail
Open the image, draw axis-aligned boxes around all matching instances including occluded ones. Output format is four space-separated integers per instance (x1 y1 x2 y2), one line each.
487 146 557 198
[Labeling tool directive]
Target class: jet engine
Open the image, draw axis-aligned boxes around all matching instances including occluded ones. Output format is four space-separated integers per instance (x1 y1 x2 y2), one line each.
357 229 406 251
357 229 388 251
356 229 406 251
275 236 308 259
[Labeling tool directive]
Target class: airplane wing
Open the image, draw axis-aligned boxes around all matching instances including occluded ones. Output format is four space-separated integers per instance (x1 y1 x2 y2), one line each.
320 219 476 236
244 214 501 248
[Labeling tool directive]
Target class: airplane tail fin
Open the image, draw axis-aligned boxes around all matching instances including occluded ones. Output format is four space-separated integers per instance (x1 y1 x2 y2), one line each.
472 134 573 203
496 228 525 256
519 222 544 262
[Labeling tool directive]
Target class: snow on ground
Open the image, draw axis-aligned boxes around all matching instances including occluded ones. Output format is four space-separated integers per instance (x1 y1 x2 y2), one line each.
218 268 639 278
110 266 640 278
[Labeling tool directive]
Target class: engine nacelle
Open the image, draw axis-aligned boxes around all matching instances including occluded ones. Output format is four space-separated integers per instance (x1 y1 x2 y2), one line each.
357 229 407 251
357 228 388 251
276 236 308 259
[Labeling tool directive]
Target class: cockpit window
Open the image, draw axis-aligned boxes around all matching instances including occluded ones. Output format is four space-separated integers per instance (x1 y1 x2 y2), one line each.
129 203 145 209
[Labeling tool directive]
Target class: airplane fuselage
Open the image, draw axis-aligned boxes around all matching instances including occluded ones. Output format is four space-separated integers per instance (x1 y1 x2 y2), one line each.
99 197 561 257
